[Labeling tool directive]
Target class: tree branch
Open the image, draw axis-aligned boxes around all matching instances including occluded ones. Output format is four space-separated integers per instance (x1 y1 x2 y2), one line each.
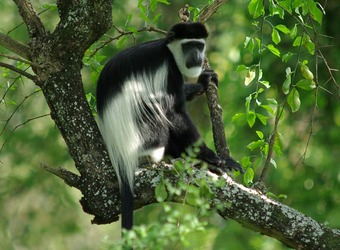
41 163 81 189
198 0 229 23
12 0 46 38
0 61 37 81
0 32 31 59
132 165 340 249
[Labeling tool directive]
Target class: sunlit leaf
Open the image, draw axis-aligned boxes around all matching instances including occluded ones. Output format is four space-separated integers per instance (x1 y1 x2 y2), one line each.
247 139 266 150
256 130 264 139
248 0 265 18
290 24 298 39
301 64 314 80
271 28 281 44
296 79 316 90
267 44 281 57
246 111 256 127
305 0 323 24
257 113 268 125
287 87 301 112
275 24 290 34
244 168 254 185
244 69 256 86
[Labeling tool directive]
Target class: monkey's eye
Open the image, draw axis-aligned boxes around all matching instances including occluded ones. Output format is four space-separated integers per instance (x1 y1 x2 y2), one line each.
182 41 205 51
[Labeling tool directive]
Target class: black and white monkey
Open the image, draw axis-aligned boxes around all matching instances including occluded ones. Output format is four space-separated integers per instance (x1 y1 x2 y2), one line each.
96 22 243 230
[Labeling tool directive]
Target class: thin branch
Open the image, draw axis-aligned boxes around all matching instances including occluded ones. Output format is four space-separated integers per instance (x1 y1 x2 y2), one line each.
13 0 46 38
258 106 282 183
89 25 166 58
0 90 41 137
275 0 339 97
0 32 31 59
0 62 37 82
0 113 50 153
41 163 81 189
0 53 40 68
198 0 229 23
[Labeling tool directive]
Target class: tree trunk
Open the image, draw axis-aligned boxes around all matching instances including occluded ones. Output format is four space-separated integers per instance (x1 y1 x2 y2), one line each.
0 1 339 249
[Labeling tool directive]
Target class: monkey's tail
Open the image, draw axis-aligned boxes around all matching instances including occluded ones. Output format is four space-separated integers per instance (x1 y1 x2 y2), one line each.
121 178 134 230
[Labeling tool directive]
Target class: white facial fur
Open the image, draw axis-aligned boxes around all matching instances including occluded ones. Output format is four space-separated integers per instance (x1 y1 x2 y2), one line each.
167 38 206 78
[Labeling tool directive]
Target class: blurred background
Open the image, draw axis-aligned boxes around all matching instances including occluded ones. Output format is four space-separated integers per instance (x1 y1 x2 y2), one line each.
1 0 339 249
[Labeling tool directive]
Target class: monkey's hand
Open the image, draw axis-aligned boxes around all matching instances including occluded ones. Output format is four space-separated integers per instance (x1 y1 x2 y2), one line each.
222 157 245 174
197 69 219 90
206 156 244 175
198 148 244 175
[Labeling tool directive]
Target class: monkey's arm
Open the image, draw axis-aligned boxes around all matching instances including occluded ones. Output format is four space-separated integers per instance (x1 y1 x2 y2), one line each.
185 69 218 101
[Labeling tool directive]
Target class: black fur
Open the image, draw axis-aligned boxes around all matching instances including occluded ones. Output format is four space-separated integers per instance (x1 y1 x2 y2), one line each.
96 23 242 231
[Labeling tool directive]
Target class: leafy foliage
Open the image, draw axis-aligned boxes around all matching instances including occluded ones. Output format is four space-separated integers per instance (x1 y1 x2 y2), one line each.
0 0 339 249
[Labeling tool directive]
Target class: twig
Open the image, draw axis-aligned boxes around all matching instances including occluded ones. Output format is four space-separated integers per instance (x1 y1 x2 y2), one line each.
0 53 40 68
0 62 37 82
198 0 229 23
0 113 50 153
259 106 282 182
0 90 41 137
89 25 166 58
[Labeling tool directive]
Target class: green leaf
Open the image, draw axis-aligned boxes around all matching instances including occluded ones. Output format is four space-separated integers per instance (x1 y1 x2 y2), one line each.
256 130 264 139
282 52 294 63
301 64 314 80
304 36 315 55
155 182 168 202
274 134 283 157
246 111 256 127
293 36 302 47
244 168 254 185
275 24 290 34
260 104 275 115
282 67 292 95
240 157 252 168
306 0 323 24
117 36 128 48
256 113 268 125
248 0 265 18
269 0 284 18
267 98 278 106
290 24 298 39
271 28 281 45
236 64 249 72
287 88 301 112
247 139 266 150
267 44 281 57
296 79 316 90
232 113 246 124
282 76 291 95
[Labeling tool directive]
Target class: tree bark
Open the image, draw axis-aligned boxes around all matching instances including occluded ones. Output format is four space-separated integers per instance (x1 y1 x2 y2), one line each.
1 0 339 249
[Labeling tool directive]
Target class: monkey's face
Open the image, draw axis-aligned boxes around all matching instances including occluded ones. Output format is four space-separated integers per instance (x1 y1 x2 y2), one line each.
167 38 206 78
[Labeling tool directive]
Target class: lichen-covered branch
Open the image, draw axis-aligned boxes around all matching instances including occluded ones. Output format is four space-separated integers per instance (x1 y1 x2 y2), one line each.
133 165 340 249
198 0 229 23
0 32 31 59
13 0 46 37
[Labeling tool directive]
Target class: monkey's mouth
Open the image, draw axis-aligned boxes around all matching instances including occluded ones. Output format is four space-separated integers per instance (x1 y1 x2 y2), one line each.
186 60 203 68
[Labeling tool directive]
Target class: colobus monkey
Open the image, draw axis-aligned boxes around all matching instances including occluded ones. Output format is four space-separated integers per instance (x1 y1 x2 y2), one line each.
96 22 243 230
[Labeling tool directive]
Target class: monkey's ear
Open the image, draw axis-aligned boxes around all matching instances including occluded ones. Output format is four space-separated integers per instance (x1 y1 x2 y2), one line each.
166 31 176 42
